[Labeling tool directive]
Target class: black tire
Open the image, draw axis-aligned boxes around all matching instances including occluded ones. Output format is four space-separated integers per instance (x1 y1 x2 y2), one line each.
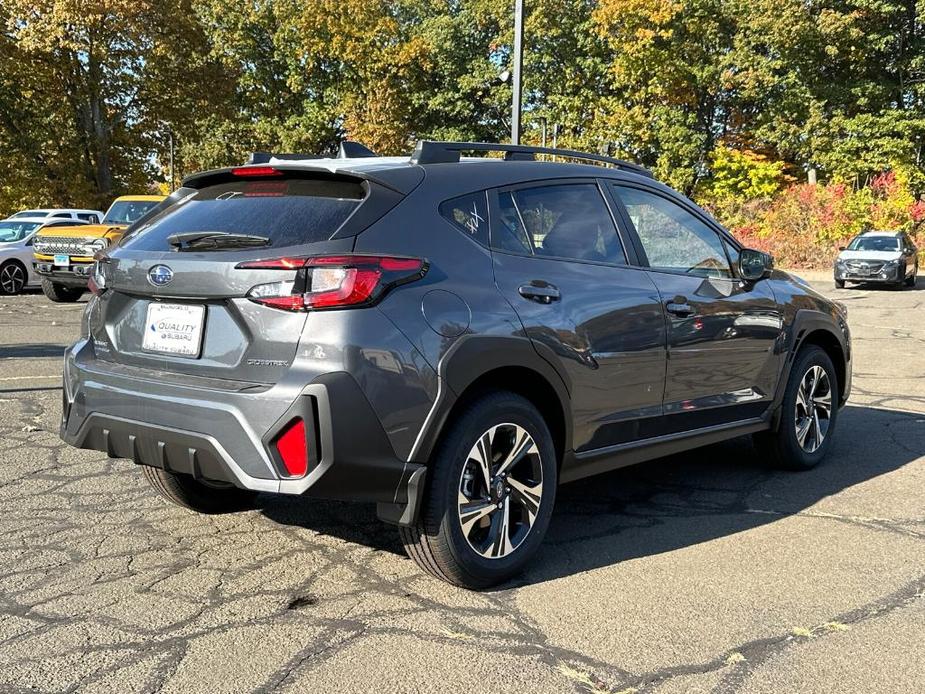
399 392 557 589
754 346 839 470
904 268 917 287
41 279 84 303
0 261 27 295
141 465 258 514
834 279 845 288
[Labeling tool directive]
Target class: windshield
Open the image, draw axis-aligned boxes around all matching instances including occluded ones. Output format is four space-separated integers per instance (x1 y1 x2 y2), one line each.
0 221 40 242
121 178 364 251
12 210 44 218
103 200 160 225
847 236 901 252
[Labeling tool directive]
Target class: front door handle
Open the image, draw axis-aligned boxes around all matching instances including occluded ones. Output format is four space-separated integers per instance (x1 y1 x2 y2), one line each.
666 300 694 317
519 282 561 304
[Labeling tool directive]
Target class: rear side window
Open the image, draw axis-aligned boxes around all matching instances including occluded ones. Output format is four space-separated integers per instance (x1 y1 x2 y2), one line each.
439 192 489 246
492 183 626 264
51 212 71 218
77 213 99 222
121 178 364 251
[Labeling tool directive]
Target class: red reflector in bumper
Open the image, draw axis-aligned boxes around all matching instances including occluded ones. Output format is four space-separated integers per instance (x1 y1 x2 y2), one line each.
275 419 308 477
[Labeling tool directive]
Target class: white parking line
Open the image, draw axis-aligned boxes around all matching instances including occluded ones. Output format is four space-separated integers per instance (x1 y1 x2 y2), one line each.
0 375 60 381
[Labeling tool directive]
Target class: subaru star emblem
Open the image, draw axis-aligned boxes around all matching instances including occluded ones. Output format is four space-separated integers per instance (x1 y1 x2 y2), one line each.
147 265 174 287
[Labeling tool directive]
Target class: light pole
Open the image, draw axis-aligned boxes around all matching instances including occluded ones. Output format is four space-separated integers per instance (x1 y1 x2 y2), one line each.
167 130 175 192
511 0 524 144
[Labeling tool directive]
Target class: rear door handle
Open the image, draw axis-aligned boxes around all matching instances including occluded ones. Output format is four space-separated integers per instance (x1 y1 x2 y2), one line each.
666 300 694 317
518 282 561 304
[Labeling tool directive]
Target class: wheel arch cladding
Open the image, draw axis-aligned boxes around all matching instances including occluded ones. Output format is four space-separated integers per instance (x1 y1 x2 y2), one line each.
412 336 572 469
448 366 568 469
799 328 847 402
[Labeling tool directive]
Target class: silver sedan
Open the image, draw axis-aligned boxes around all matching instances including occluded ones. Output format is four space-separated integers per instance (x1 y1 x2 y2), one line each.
0 217 88 295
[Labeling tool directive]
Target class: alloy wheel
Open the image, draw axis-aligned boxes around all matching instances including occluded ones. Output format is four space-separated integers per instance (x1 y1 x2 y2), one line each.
0 263 25 295
457 423 543 559
794 365 832 453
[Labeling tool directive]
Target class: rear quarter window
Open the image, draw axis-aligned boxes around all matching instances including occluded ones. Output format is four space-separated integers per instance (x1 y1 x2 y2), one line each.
121 178 365 251
439 191 489 246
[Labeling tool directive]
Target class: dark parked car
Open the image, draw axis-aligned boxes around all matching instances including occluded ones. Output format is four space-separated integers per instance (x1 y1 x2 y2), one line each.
60 141 852 588
834 230 918 288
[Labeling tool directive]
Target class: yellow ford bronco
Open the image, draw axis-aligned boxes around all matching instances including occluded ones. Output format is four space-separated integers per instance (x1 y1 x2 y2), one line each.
33 194 165 302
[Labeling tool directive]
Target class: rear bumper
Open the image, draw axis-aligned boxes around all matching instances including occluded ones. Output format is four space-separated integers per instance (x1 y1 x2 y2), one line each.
60 340 425 524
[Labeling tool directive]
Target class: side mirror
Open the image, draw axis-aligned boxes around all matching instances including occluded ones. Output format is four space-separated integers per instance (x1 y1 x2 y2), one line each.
739 248 774 282
838 246 846 251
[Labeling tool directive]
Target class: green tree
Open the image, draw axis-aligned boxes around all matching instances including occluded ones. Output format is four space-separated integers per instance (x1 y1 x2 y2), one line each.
590 0 739 193
729 0 925 184
704 148 787 202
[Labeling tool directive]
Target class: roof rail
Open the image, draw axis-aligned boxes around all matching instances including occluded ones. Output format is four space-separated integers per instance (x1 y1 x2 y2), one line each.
409 140 653 177
246 141 378 165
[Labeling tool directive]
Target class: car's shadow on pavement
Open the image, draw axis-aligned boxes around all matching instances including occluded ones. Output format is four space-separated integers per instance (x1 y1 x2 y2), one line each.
0 343 70 359
258 404 923 587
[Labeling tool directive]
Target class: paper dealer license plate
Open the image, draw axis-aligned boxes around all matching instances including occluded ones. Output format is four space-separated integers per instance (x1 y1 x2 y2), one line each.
142 303 205 357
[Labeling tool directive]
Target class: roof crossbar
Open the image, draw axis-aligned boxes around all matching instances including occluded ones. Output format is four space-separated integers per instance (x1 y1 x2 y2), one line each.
410 140 653 177
246 141 378 165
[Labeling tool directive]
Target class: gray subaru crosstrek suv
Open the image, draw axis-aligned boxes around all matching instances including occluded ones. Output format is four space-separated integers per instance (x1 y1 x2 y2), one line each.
61 141 851 588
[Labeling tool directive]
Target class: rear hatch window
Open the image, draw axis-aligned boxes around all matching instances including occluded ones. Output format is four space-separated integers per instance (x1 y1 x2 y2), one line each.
121 177 365 251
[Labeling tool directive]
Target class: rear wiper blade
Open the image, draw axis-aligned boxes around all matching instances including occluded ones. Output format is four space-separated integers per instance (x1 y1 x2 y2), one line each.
167 231 271 251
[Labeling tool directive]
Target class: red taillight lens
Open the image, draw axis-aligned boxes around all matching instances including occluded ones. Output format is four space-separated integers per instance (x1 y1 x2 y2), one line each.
238 257 306 270
275 418 308 477
238 255 428 312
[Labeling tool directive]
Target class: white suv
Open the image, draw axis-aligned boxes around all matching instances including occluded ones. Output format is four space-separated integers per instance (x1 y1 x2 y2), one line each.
834 230 918 288
10 208 104 223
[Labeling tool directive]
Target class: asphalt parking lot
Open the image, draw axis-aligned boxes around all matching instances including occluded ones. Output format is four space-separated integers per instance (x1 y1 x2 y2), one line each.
0 273 922 694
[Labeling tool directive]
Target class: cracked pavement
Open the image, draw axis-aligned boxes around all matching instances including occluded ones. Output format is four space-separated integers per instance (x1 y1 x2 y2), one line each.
0 273 923 693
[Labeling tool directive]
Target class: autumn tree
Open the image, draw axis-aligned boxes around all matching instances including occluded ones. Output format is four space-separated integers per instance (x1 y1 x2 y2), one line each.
1 0 226 208
2 0 925 211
